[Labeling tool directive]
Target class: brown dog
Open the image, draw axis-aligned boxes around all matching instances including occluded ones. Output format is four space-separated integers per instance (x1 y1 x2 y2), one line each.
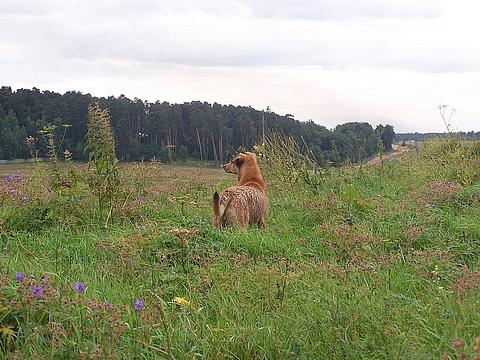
212 152 268 229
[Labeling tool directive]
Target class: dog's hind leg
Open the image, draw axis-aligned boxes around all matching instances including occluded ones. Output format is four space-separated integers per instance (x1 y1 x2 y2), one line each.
257 216 266 228
225 206 249 230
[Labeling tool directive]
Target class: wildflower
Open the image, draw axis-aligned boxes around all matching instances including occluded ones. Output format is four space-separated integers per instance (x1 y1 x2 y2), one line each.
74 282 86 294
32 286 44 298
41 276 48 286
104 300 111 310
15 272 24 282
173 296 191 307
20 195 29 204
133 299 144 312
4 174 15 183
9 189 16 195
136 194 145 202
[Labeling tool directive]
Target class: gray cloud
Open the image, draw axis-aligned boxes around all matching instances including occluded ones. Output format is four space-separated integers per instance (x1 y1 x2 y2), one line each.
1 0 479 131
0 1 57 15
1 0 473 74
248 0 444 20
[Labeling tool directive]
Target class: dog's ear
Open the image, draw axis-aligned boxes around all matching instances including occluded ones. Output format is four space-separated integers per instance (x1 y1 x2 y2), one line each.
233 153 246 167
234 156 244 167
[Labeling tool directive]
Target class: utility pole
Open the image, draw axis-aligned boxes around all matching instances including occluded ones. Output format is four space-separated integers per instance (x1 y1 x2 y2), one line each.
262 111 265 146
263 106 270 146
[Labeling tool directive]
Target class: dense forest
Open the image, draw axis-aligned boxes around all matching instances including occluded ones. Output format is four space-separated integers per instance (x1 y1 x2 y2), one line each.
0 86 395 165
395 132 480 142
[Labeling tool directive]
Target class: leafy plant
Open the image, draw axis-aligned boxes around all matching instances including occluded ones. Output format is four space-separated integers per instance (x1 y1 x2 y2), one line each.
38 123 72 191
85 103 120 221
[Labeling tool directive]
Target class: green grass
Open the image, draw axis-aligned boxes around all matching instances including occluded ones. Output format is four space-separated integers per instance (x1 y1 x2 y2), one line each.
1 142 480 359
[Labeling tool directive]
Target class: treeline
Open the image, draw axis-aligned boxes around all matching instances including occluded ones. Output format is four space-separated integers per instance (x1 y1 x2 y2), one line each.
395 132 480 142
0 86 394 165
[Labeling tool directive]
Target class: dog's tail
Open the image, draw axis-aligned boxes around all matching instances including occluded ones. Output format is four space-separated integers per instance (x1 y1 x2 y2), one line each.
213 191 220 217
213 191 231 220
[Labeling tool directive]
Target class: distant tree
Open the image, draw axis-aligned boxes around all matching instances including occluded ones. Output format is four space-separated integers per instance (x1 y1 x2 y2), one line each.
381 125 395 151
177 145 188 162
158 147 170 163
0 86 402 166
0 110 28 159
335 122 376 161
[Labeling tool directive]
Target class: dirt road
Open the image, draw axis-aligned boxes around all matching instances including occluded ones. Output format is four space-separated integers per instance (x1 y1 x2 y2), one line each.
367 144 409 165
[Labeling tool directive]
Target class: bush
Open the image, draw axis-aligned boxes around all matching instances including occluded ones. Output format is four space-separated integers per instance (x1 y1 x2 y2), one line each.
158 148 170 163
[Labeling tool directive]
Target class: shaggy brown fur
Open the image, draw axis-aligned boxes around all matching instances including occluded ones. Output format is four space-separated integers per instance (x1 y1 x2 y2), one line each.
212 152 268 229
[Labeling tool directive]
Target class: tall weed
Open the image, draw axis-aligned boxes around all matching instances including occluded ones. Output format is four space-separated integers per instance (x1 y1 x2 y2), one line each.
85 103 119 221
254 132 327 193
421 139 480 186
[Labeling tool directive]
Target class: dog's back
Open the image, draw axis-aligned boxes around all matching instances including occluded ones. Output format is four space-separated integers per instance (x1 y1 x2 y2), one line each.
212 185 268 228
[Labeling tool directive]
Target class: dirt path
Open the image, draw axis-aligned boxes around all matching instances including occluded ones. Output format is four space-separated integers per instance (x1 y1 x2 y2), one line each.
367 144 409 165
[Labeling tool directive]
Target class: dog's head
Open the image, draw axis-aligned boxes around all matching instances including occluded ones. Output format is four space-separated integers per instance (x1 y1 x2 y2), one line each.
222 152 256 176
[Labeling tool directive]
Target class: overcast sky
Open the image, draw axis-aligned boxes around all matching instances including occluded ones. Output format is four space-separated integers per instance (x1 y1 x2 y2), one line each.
1 0 479 132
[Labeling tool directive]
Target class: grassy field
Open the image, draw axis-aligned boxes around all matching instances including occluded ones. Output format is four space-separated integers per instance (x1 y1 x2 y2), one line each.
1 140 480 359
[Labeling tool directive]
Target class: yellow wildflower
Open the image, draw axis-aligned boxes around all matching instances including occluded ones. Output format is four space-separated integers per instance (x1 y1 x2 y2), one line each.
173 296 191 307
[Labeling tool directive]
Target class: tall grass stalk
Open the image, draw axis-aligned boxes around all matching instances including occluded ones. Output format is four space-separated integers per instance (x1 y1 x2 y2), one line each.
85 103 119 223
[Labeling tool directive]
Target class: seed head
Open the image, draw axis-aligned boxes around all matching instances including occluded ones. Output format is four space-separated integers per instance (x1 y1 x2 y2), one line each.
452 339 464 349
26 136 36 146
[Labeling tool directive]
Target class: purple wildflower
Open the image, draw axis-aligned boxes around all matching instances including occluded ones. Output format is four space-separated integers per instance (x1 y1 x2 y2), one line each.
133 299 144 312
9 189 16 195
4 174 15 183
15 272 25 282
104 300 111 310
74 282 86 294
136 194 145 202
20 195 29 204
32 286 44 298
41 276 48 286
